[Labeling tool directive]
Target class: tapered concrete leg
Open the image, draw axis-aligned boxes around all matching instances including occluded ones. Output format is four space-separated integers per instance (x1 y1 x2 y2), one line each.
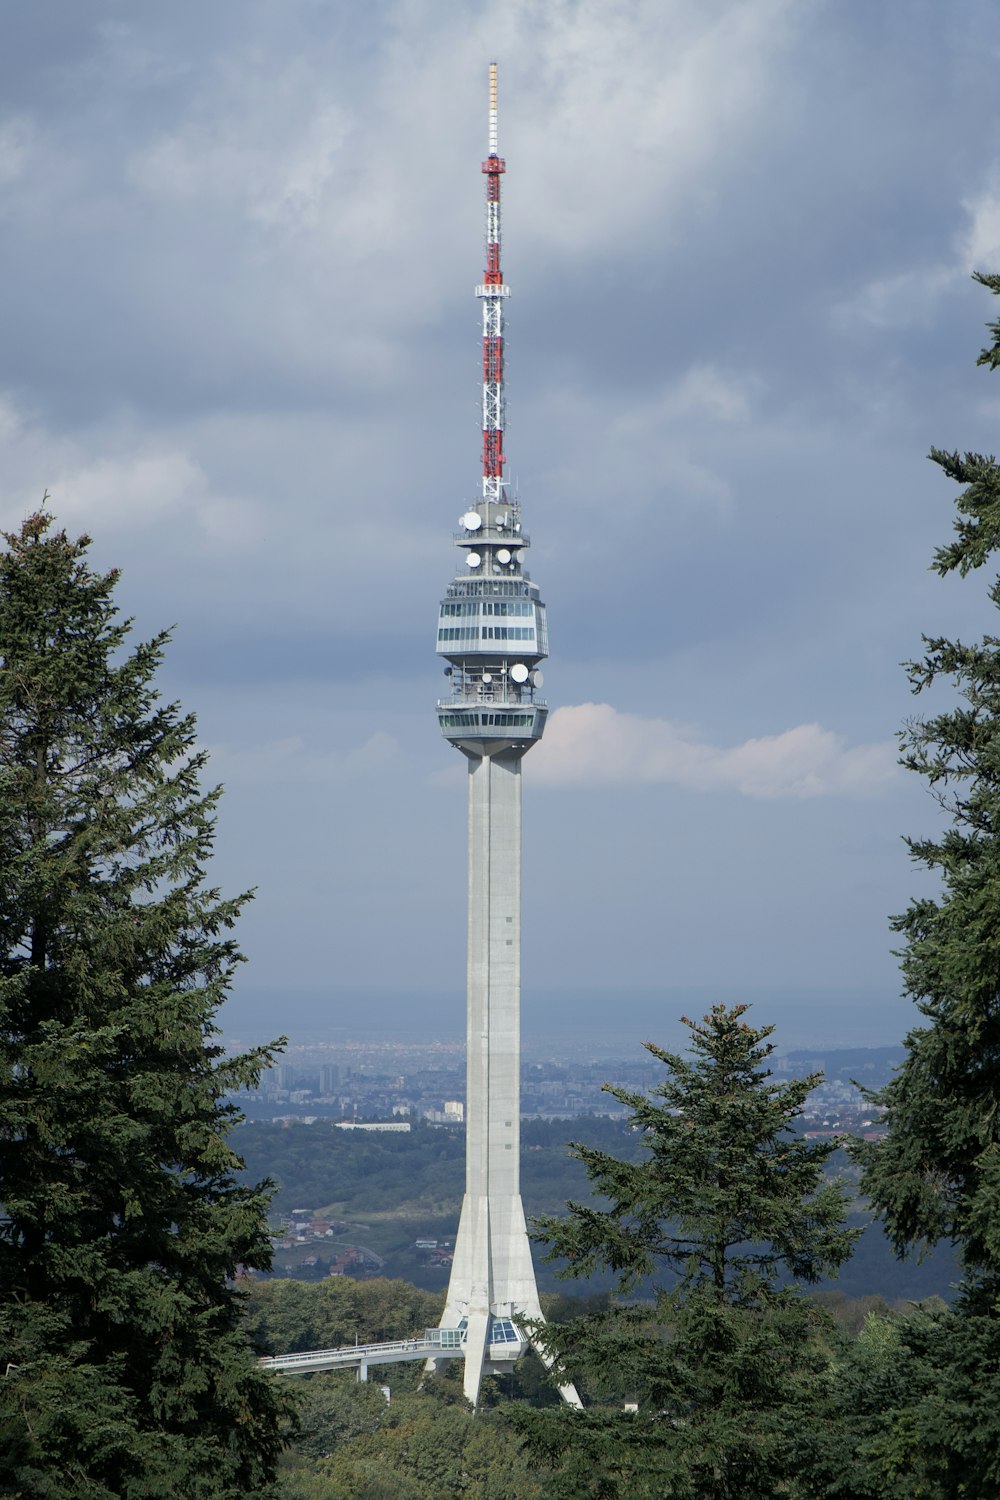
461 1309 491 1406
434 747 580 1407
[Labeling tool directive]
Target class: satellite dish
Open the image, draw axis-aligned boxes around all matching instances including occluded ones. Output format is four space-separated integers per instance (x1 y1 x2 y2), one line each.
530 670 544 687
496 548 511 564
466 552 481 568
462 511 482 531
510 663 529 683
481 673 492 684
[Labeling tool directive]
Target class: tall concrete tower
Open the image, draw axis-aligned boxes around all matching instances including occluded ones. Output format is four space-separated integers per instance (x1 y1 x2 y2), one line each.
432 64 579 1409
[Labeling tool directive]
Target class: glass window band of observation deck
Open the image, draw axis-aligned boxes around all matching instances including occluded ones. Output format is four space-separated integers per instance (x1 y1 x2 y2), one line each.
439 711 534 728
440 599 534 617
438 626 536 642
437 706 547 738
436 599 547 654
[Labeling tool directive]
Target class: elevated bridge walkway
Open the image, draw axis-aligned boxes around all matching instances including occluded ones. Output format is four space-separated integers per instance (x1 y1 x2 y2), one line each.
256 1326 530 1380
259 1326 469 1381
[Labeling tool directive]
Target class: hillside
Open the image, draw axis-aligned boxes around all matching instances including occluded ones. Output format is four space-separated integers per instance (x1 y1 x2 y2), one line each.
234 1115 958 1301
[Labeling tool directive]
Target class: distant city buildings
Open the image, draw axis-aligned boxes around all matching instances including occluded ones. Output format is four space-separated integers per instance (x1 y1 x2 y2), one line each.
241 1040 896 1289
244 1040 890 1136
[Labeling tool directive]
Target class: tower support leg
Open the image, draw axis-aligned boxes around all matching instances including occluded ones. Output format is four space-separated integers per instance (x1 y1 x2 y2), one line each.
434 748 580 1407
461 1309 491 1406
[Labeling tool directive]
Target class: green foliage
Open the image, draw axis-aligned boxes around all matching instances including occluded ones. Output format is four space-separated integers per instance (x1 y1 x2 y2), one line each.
291 1375 391 1461
890 1304 1000 1495
858 275 1000 1296
798 1309 939 1499
849 271 1000 1492
797 1298 1000 1498
236 1113 649 1293
513 1006 858 1498
924 271 1000 576
277 1386 548 1500
236 1119 466 1218
808 1290 898 1338
535 1006 855 1301
234 1112 642 1222
0 515 287 1497
243 1275 444 1355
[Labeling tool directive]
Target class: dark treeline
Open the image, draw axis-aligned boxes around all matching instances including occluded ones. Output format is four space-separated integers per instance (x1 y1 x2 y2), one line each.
234 1114 642 1219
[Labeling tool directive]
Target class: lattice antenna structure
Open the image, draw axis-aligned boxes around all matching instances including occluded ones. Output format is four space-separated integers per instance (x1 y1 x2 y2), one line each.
478 60 509 508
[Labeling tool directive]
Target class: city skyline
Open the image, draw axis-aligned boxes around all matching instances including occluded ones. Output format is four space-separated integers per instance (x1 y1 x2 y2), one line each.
0 6 996 1044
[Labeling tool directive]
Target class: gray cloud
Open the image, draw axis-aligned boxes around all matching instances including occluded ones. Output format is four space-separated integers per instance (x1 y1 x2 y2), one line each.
0 0 996 1038
532 704 896 798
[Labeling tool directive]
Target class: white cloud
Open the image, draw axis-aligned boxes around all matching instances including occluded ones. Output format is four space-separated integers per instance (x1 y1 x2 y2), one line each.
529 361 764 534
960 184 1000 271
504 0 803 258
0 118 33 189
659 365 760 425
531 702 895 798
831 263 956 332
134 100 356 236
52 450 206 526
117 0 803 362
207 730 402 786
833 177 1000 332
614 365 760 433
0 400 265 548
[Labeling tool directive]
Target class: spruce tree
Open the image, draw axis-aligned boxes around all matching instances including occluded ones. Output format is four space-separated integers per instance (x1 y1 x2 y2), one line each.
849 275 1000 1495
858 273 1000 1294
511 1005 856 1500
0 514 286 1498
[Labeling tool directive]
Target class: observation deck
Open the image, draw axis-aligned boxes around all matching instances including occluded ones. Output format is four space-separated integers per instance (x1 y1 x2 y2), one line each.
437 700 548 748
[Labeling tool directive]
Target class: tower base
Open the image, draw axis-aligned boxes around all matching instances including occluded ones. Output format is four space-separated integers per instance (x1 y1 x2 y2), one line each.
430 748 580 1408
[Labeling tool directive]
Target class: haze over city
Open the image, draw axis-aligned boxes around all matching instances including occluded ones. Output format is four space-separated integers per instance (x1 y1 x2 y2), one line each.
0 3 997 1049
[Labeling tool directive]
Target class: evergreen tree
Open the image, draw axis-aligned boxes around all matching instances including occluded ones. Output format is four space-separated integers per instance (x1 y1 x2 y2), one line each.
857 278 1000 1289
0 514 286 1497
510 1005 856 1499
799 1307 948 1500
852 273 1000 1495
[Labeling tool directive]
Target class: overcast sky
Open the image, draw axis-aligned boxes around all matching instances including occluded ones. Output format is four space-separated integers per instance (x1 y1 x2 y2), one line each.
3 1 1000 1051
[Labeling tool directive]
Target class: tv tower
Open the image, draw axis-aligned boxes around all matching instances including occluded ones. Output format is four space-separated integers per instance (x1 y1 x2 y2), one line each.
432 64 579 1409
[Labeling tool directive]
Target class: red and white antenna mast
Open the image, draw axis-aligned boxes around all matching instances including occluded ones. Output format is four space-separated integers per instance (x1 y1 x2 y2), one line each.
476 61 509 507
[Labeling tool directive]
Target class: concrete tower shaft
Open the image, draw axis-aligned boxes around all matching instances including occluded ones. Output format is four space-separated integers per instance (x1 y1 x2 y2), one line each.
431 63 579 1410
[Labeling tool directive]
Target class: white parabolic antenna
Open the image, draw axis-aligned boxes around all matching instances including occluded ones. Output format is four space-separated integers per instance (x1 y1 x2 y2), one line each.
466 552 481 568
482 673 492 684
462 511 482 531
510 662 529 683
530 669 543 687
496 548 511 564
